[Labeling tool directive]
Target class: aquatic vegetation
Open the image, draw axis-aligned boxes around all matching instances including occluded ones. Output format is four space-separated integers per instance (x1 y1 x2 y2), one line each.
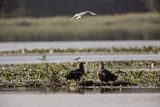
0 61 160 88
0 46 160 55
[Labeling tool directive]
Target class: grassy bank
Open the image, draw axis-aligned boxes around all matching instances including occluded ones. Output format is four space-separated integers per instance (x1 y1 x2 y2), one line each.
1 46 160 55
0 13 160 41
0 61 160 87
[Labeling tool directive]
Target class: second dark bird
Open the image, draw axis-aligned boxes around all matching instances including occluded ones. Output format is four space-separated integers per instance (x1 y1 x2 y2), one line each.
98 61 117 83
65 62 85 82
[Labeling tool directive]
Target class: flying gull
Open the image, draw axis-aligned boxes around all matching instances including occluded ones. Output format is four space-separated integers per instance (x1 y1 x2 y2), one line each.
70 11 96 20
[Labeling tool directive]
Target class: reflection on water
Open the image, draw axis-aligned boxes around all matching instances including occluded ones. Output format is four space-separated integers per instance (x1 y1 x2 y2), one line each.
0 87 160 94
0 87 160 107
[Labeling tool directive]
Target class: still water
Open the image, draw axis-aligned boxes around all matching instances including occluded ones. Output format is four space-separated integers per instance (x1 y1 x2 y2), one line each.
0 54 160 64
0 40 160 51
0 88 160 107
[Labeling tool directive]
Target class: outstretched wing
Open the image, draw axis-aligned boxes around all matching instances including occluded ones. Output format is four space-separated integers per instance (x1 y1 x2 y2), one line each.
87 11 96 15
70 14 78 21
80 11 96 16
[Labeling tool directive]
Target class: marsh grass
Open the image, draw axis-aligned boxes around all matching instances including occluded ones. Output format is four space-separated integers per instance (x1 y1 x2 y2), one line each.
1 46 160 55
0 61 159 87
0 13 160 41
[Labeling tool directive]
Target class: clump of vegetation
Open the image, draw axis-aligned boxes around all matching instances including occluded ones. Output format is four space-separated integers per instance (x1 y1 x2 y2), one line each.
0 61 159 88
0 46 160 55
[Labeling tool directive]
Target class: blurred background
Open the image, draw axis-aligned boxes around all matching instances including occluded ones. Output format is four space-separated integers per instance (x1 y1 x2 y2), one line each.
0 0 160 41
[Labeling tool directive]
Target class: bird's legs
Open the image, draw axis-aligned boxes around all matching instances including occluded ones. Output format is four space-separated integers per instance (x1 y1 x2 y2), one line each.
101 81 105 86
76 79 80 86
110 81 114 89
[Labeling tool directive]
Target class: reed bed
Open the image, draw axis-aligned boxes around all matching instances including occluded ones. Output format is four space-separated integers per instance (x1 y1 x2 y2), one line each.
0 13 160 41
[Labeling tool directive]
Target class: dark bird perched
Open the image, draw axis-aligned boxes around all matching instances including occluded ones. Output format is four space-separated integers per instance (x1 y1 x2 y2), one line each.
65 62 85 82
98 61 117 83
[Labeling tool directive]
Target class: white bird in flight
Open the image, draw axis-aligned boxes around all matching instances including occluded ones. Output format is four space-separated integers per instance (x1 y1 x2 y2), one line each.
70 11 96 21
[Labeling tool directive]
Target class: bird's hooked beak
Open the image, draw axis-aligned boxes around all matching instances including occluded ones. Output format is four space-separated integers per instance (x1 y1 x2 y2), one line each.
99 61 104 67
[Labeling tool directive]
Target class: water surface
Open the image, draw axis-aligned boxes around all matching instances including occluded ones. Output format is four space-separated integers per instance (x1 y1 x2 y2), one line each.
0 54 159 64
0 88 160 107
0 40 160 51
